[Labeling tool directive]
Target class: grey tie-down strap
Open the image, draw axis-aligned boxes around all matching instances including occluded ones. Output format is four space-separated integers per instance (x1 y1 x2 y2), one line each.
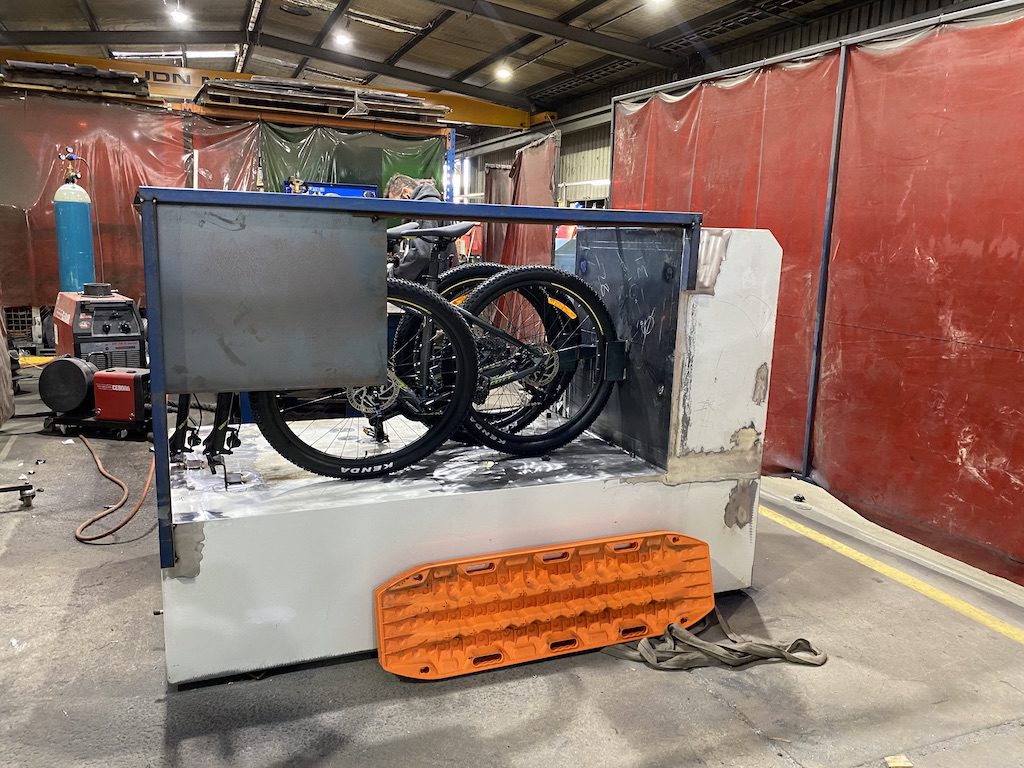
603 607 828 671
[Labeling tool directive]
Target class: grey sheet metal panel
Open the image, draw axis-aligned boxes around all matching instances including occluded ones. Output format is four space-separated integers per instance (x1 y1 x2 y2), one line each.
576 226 684 469
151 203 386 393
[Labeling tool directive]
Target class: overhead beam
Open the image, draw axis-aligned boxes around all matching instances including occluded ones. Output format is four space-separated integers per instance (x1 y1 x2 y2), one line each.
447 0 615 84
260 34 534 108
363 9 455 85
0 30 242 46
0 27 534 110
76 0 111 58
525 0 818 102
239 0 271 73
425 0 679 68
292 0 354 78
0 45 532 127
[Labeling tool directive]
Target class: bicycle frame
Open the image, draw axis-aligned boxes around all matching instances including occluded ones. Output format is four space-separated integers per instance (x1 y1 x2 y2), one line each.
408 232 552 389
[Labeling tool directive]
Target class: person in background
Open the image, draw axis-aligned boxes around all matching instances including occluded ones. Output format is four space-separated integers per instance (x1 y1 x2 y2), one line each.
384 174 455 282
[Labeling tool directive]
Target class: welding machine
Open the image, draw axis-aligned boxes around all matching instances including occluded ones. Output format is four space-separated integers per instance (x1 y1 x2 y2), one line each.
41 282 150 436
53 282 145 368
40 359 150 436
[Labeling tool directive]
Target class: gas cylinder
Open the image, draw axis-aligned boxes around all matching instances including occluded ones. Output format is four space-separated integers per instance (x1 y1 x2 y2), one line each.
53 147 96 292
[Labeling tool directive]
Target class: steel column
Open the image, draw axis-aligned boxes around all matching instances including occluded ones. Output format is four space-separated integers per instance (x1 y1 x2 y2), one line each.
446 128 456 201
139 199 175 568
800 43 850 480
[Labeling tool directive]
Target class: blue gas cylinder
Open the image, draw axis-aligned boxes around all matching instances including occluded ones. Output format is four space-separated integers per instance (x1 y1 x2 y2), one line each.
54 182 96 291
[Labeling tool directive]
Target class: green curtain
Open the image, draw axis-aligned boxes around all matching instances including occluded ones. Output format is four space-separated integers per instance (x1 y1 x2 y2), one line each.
259 123 445 194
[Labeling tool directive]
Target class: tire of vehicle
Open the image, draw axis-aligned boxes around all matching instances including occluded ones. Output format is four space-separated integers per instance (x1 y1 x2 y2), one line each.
249 279 478 479
460 266 617 457
435 261 506 302
392 261 506 442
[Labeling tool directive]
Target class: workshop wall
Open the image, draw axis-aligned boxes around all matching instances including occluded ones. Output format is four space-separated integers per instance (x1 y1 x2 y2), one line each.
0 93 445 307
611 14 1024 584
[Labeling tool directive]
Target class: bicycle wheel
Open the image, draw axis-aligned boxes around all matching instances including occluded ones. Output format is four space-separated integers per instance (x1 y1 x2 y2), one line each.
460 266 617 456
436 262 505 302
249 279 478 479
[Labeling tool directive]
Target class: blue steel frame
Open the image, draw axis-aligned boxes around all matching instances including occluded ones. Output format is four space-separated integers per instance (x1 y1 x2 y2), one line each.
136 187 702 569
446 128 456 202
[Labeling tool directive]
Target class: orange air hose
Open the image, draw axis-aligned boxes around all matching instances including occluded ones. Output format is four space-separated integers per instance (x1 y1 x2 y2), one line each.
75 436 155 543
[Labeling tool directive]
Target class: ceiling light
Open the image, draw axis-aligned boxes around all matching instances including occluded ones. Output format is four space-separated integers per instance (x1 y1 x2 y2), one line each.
169 6 190 25
346 10 423 35
334 30 352 46
186 48 239 59
495 65 513 82
111 49 183 60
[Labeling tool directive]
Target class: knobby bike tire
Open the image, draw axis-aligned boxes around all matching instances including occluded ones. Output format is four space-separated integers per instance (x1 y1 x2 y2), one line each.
460 266 617 457
249 279 478 479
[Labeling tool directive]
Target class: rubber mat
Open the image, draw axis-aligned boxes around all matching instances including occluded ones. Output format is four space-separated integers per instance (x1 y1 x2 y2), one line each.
375 531 715 680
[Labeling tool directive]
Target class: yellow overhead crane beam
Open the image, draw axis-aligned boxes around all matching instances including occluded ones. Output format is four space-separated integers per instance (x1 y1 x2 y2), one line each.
0 48 546 129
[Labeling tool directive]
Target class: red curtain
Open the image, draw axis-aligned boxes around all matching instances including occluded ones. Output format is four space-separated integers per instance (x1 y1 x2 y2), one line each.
189 117 260 191
613 16 1024 583
612 56 839 471
0 98 263 307
483 163 513 263
500 132 559 267
0 94 188 306
815 21 1024 582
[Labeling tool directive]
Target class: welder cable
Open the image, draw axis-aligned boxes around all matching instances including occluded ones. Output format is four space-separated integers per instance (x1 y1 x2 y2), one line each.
75 436 155 543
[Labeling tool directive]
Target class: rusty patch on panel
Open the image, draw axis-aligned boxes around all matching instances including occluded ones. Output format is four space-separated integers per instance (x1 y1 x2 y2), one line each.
752 362 769 405
166 522 204 578
375 531 715 680
724 479 757 529
665 423 763 484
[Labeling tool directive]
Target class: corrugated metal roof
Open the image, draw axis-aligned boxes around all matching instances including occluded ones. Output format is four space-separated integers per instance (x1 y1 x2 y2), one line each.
0 0 976 112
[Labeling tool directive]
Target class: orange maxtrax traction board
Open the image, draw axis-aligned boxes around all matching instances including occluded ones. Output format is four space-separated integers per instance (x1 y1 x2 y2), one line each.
374 531 715 680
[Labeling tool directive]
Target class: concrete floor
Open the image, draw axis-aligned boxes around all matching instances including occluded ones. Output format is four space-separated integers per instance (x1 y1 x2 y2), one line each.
2 373 1024 768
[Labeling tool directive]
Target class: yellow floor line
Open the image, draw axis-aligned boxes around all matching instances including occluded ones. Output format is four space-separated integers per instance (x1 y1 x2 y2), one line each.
759 506 1024 646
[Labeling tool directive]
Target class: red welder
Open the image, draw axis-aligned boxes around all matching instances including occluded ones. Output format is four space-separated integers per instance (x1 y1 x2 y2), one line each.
94 368 149 423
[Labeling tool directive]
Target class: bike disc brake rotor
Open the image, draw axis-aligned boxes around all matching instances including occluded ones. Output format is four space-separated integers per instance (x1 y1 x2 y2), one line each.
347 372 401 414
525 342 560 387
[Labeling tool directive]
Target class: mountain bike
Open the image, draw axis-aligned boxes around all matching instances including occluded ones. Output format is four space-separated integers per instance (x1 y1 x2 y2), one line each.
250 222 620 475
181 221 621 479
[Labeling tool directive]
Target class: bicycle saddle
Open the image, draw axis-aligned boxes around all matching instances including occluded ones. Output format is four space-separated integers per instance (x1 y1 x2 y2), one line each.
406 221 476 239
386 221 421 237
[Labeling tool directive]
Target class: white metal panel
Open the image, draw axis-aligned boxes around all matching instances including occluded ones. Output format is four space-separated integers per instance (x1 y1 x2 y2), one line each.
162 435 758 683
160 227 782 684
667 229 783 481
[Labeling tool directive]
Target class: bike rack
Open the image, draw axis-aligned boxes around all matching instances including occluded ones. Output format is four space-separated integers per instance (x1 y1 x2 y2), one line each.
136 188 703 569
